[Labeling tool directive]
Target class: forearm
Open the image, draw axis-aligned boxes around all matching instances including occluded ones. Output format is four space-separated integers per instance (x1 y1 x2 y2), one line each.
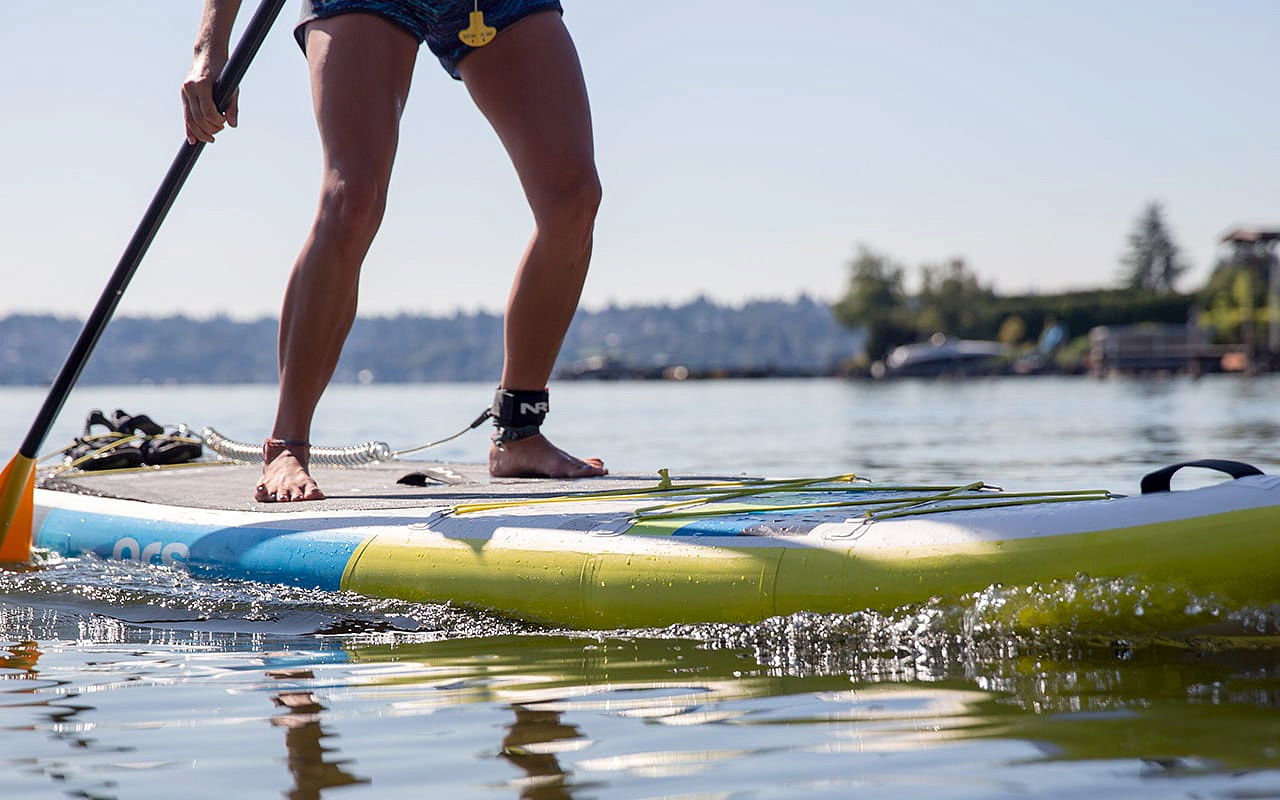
194 0 244 67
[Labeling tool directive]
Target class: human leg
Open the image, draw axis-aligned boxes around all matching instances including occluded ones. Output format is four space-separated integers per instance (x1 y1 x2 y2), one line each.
458 10 606 478
257 14 418 502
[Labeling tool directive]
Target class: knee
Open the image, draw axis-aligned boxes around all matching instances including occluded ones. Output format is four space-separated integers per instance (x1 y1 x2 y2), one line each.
533 167 602 240
315 174 388 249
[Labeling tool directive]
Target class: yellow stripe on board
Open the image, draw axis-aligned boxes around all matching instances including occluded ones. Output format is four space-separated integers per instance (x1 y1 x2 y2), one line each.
339 504 1280 630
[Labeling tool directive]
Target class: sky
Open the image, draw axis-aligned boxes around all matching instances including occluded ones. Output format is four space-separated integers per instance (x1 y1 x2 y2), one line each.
3 1 1279 320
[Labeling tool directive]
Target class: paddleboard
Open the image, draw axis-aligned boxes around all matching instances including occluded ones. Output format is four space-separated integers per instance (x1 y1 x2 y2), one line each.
29 459 1280 629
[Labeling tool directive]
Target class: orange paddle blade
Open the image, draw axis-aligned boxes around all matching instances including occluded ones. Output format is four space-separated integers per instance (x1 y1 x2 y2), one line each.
0 453 36 563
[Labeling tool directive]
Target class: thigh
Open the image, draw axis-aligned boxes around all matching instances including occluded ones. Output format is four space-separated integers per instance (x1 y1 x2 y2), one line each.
457 11 596 211
304 14 419 182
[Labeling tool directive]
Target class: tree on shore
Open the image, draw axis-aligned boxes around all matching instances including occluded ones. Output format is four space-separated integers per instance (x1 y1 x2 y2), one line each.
915 257 996 338
832 242 1196 364
831 247 914 362
1198 236 1277 347
833 249 1004 362
1119 202 1187 292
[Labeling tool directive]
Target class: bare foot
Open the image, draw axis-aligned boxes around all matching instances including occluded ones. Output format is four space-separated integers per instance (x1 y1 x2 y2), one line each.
489 433 607 479
255 441 325 502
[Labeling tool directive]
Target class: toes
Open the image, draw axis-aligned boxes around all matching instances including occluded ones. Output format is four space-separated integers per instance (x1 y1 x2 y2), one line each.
255 481 324 503
572 457 606 475
561 458 606 478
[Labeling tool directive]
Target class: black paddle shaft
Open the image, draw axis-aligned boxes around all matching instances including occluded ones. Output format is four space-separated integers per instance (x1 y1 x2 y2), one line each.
18 0 286 459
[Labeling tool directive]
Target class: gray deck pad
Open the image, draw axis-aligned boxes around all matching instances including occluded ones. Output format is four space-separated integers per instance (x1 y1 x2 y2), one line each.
37 461 753 513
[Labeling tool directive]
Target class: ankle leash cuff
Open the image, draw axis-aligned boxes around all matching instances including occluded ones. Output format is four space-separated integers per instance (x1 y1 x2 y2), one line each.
490 388 549 445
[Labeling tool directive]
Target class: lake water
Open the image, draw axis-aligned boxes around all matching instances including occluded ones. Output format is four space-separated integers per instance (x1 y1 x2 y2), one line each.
2 375 1280 799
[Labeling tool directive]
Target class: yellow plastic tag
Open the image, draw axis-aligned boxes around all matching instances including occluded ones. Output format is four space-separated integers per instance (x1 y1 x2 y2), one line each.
459 10 496 47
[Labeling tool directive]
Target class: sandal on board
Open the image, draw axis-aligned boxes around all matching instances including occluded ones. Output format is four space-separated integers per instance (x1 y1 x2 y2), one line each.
110 409 203 466
64 409 144 470
141 427 204 466
64 408 204 470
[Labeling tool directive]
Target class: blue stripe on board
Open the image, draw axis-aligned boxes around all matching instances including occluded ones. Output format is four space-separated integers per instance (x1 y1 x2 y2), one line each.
35 509 361 591
667 508 835 537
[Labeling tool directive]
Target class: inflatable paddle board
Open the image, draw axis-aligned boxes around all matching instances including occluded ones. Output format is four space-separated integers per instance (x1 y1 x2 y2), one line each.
29 458 1280 629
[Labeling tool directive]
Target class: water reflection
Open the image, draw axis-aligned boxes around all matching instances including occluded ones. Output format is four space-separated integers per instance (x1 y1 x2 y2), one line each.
340 624 1280 782
3 570 1280 797
268 669 369 800
0 640 41 683
499 706 587 799
1216 419 1280 444
1 610 1280 798
0 638 123 798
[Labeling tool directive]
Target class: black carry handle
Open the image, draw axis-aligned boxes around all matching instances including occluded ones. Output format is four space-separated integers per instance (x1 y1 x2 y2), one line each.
1140 459 1265 494
16 0 287 461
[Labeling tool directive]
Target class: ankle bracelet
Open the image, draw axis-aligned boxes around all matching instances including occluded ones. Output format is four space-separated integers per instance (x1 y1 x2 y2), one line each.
263 438 311 466
264 438 310 449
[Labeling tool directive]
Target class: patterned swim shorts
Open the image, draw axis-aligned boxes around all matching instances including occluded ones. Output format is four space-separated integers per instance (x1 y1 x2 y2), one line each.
295 0 564 78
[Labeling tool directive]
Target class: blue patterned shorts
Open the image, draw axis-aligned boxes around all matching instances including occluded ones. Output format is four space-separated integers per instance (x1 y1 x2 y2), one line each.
295 0 564 78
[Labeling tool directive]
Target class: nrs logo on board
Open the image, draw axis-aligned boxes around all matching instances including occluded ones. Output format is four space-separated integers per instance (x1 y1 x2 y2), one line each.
111 537 189 567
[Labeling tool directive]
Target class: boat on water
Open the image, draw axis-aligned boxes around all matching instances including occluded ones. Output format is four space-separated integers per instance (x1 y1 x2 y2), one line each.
28 450 1280 630
872 333 1008 379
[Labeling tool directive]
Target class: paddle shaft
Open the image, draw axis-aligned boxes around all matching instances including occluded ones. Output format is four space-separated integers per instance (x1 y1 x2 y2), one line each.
18 0 286 459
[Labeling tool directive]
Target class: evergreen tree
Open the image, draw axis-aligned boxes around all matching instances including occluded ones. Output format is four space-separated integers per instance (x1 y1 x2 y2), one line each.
1119 202 1187 292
